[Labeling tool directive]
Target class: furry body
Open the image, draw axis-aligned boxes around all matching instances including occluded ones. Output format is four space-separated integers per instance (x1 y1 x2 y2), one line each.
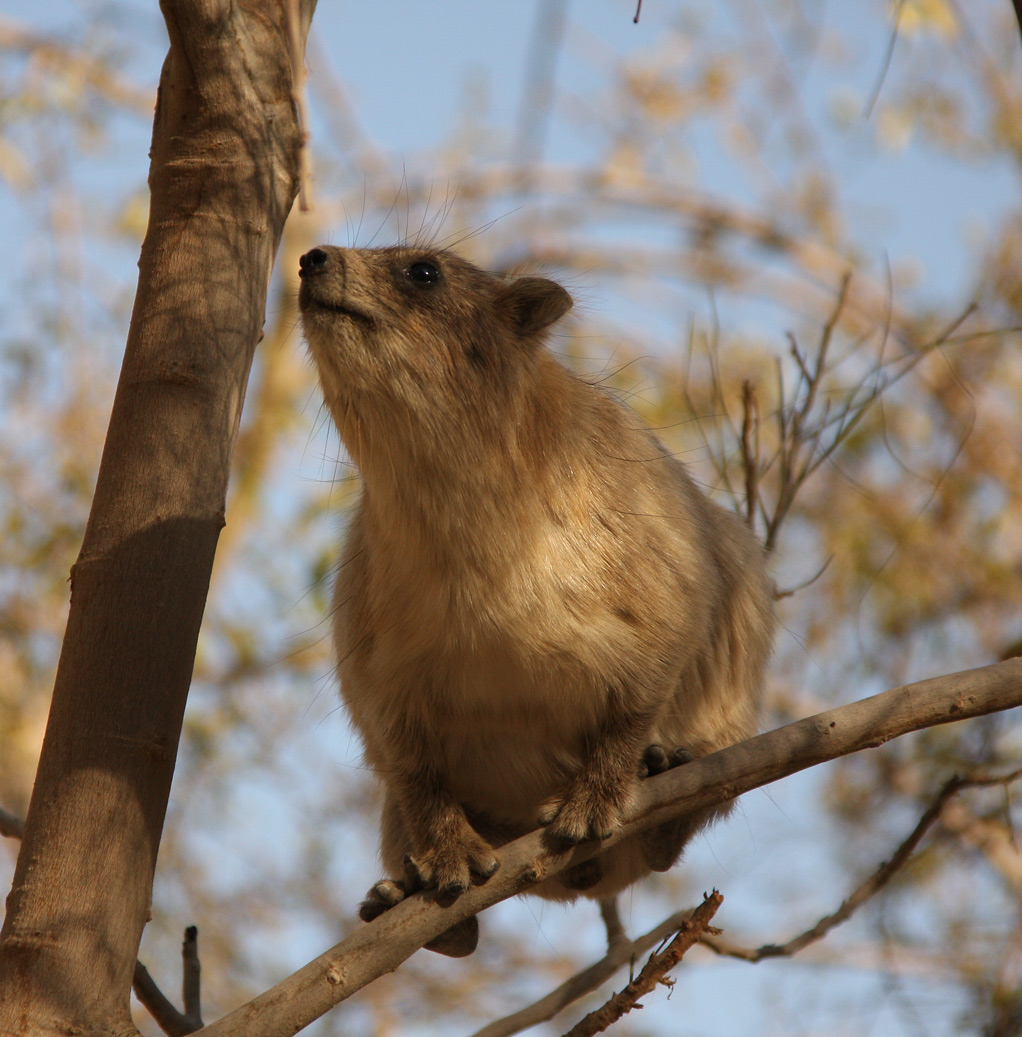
299 245 772 941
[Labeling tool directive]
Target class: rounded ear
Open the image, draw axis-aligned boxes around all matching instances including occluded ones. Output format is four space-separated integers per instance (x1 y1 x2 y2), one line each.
497 277 573 339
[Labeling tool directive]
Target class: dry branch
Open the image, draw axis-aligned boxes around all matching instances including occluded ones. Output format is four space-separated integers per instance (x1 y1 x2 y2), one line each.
739 379 759 529
471 763 1022 1036
561 892 723 1037
0 816 204 1037
193 658 1022 1037
471 906 695 1037
702 768 1022 962
597 898 625 950
131 925 203 1036
134 953 201 1036
729 285 977 556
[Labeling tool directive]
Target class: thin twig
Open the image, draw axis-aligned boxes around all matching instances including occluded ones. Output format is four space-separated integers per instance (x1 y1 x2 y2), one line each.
774 555 833 600
864 0 906 119
797 301 976 489
740 379 760 530
815 273 851 381
767 355 787 553
598 897 626 951
561 892 724 1037
133 927 204 1036
760 290 979 556
702 768 1022 962
471 907 694 1037
133 963 192 1036
3 808 203 1037
182 926 203 1025
765 275 851 550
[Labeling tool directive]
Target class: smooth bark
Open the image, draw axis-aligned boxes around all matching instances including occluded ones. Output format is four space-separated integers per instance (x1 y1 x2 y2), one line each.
0 2 312 1033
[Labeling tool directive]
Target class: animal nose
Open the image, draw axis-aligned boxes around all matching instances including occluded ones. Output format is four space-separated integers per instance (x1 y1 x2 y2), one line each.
299 248 329 277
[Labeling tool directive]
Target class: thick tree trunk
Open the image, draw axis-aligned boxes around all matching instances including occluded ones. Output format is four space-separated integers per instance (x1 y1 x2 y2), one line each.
0 2 312 1033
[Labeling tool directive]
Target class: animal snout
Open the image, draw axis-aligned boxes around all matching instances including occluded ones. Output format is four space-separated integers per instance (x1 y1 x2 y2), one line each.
299 247 329 277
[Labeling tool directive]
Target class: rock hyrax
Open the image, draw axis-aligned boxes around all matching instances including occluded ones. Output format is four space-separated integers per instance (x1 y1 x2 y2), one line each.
298 244 773 956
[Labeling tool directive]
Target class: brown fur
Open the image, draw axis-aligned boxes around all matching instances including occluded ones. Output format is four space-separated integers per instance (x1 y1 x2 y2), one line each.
299 245 773 946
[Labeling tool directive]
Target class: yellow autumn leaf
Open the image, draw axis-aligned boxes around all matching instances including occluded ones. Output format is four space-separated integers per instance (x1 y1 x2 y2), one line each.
897 0 958 39
602 138 646 188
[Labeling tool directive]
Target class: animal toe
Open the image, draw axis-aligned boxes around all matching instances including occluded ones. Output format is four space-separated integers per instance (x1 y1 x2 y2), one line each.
359 878 409 922
639 744 671 777
543 794 618 844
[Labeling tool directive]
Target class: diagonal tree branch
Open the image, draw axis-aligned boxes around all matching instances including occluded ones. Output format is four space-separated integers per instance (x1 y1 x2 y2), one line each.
471 748 1022 1036
702 767 1022 962
193 657 1022 1037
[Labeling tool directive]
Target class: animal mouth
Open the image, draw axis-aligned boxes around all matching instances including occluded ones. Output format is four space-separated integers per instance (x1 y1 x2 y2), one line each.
300 288 377 326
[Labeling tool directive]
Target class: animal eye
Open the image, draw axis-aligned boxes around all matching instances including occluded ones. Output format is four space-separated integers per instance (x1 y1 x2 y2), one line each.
405 261 442 286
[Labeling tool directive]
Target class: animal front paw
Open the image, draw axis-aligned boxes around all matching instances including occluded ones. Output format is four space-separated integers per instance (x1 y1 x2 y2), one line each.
403 828 500 905
537 776 633 845
359 878 480 957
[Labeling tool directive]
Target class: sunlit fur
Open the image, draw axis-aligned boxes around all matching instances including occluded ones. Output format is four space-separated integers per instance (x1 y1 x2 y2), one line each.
300 245 773 905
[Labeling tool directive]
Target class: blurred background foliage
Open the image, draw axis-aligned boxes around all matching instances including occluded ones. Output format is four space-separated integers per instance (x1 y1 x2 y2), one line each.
1 1 1021 1034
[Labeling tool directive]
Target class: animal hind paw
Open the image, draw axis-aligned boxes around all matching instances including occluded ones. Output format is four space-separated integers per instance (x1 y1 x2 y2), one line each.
537 779 629 845
359 878 411 922
639 744 694 778
358 876 481 957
